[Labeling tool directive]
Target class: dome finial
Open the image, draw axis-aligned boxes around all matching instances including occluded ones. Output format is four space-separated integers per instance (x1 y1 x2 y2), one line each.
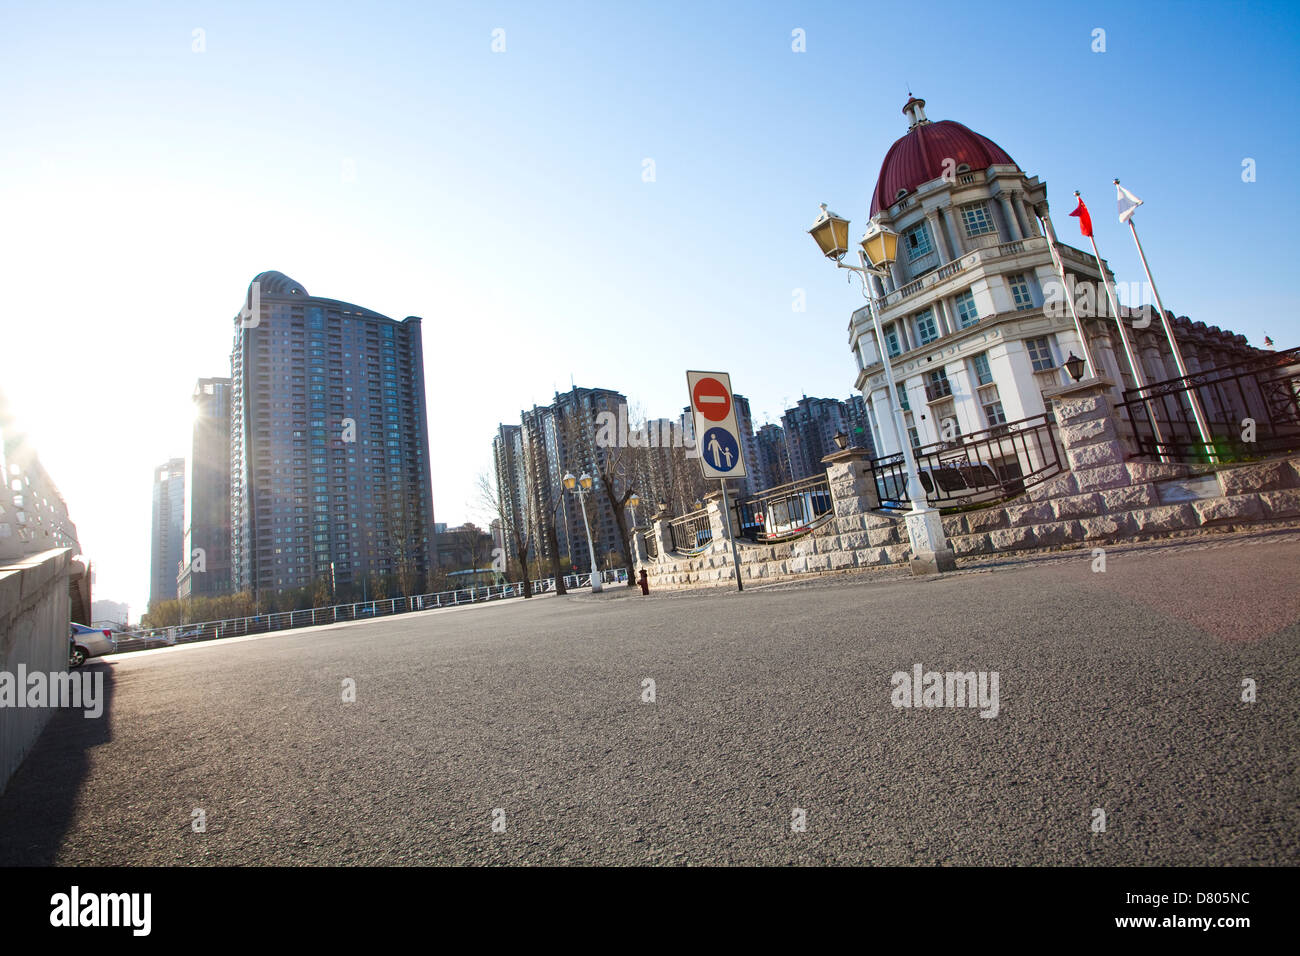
902 95 928 129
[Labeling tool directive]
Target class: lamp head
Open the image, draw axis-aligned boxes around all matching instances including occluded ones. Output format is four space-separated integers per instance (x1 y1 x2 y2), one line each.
562 472 577 492
860 220 899 270
579 473 593 492
808 203 851 261
1064 351 1087 382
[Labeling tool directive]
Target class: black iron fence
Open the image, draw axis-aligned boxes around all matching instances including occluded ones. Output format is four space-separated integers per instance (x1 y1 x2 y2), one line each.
668 508 713 553
734 474 834 540
866 412 1063 510
1119 348 1300 463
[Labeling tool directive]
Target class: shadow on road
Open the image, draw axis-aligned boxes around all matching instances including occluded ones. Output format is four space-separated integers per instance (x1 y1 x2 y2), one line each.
0 660 115 864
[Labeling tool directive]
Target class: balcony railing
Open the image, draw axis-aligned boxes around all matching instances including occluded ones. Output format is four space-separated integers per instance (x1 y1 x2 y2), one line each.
879 234 1049 310
867 412 1063 511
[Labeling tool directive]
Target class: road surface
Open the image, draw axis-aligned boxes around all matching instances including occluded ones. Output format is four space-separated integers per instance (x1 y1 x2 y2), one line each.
1 530 1297 865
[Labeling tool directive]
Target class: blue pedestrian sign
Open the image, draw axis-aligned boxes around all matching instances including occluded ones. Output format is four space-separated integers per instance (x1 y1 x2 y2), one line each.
701 427 741 473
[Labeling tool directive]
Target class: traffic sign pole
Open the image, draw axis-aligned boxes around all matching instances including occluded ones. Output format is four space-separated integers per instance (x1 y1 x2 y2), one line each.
718 479 743 592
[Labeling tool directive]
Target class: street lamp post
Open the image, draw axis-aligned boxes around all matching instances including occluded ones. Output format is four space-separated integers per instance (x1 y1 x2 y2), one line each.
808 204 956 575
627 491 642 566
563 471 602 593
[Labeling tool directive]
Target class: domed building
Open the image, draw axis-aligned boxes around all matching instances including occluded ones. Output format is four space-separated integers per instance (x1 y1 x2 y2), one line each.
848 97 1261 467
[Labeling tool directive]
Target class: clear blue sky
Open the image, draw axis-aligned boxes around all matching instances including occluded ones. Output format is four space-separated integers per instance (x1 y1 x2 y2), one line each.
2 0 1297 616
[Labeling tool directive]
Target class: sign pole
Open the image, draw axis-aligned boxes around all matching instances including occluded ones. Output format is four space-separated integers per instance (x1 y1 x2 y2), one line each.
718 478 743 592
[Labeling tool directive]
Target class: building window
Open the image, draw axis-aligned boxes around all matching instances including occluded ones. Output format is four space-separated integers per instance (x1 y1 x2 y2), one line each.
895 382 910 411
1027 336 1056 372
971 352 994 386
907 426 921 449
884 323 902 357
915 309 938 345
981 395 1007 426
955 290 980 328
926 368 952 401
904 222 933 260
961 201 997 237
1008 273 1033 310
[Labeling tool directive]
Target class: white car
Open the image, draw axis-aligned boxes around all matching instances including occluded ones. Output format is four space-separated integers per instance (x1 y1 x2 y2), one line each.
69 623 116 667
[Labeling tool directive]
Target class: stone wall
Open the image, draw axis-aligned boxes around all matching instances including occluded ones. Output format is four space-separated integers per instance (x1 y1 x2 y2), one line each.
646 377 1300 590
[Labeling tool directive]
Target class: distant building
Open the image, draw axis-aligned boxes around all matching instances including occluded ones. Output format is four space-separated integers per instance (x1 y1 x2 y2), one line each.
0 388 80 563
436 522 495 571
495 385 648 574
91 599 130 627
178 377 232 600
781 396 872 480
229 271 436 598
755 423 792 489
149 458 185 607
731 394 764 496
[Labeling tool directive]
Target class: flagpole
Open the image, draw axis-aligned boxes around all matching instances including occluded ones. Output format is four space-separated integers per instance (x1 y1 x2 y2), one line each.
1076 190 1171 463
1116 180 1217 462
1076 191 1146 389
1038 210 1099 378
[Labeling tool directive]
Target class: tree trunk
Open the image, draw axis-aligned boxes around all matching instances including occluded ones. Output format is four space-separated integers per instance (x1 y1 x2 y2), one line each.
546 520 567 595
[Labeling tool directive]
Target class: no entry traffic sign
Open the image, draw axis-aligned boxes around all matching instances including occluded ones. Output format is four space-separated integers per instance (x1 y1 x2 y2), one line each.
686 370 747 480
692 376 731 422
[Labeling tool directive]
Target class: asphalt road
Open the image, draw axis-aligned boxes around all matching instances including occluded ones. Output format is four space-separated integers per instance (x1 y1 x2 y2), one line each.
2 531 1298 865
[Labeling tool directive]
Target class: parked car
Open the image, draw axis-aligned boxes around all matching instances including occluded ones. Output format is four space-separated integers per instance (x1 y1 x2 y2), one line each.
69 623 116 668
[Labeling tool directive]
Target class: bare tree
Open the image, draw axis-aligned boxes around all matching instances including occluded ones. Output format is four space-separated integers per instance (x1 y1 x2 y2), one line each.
477 468 533 599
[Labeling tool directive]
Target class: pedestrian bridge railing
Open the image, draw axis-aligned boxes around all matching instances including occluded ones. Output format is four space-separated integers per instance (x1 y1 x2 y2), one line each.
116 568 629 653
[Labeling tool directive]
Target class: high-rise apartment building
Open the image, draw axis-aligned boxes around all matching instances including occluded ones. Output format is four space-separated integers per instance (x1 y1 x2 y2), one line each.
230 271 436 598
755 423 793 489
781 395 876 480
731 393 764 496
177 377 232 600
149 457 185 607
493 386 629 574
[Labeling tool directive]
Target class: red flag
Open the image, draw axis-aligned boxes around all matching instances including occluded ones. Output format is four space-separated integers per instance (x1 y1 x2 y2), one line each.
1069 194 1093 237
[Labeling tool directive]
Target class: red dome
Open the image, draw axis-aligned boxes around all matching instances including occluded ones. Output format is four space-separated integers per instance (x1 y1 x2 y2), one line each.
869 101 1017 216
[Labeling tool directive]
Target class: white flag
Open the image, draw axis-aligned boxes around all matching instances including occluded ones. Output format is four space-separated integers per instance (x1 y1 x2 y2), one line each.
1116 182 1143 224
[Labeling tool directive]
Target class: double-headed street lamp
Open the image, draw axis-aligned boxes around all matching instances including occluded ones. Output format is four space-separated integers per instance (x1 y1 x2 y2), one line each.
562 471 602 593
808 204 955 574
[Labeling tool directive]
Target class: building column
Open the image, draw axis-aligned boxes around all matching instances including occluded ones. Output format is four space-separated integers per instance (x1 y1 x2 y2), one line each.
998 193 1022 241
940 207 966 256
1018 195 1039 237
927 211 951 262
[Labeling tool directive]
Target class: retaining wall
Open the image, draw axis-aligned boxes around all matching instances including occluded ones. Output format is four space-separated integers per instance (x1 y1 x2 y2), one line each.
0 548 73 793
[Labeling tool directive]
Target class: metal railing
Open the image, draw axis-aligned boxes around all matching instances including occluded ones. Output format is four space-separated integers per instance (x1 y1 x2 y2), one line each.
735 474 833 541
668 508 713 553
867 412 1063 511
114 568 630 653
641 526 659 559
1119 348 1300 463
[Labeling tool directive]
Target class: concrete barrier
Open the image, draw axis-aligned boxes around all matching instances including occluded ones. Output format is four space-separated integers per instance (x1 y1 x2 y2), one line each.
0 548 73 794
